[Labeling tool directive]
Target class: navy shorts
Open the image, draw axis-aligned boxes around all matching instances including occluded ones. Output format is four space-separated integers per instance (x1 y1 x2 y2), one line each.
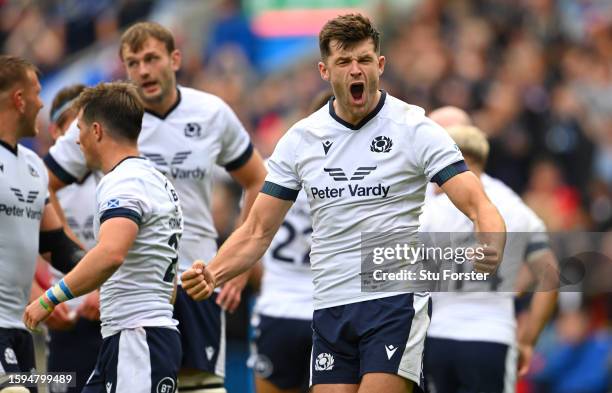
82 327 181 393
250 314 312 390
425 337 517 393
0 328 37 393
173 286 225 376
47 318 102 393
310 293 431 389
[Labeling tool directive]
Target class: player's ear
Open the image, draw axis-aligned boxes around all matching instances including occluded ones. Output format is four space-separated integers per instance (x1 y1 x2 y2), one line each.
378 55 385 76
92 122 103 142
170 49 181 72
318 61 330 82
12 88 26 114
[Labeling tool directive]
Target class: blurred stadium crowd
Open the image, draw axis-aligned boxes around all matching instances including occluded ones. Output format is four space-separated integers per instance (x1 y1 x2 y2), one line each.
1 0 610 392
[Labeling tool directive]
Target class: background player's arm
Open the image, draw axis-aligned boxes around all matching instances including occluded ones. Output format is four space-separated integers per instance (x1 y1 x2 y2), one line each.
46 169 85 248
39 201 84 274
216 150 267 311
182 193 292 301
440 171 506 272
516 249 559 375
24 217 138 329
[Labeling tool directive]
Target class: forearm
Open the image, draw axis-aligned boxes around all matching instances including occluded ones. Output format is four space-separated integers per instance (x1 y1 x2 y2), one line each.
59 245 122 298
519 291 557 346
474 201 506 253
208 222 273 287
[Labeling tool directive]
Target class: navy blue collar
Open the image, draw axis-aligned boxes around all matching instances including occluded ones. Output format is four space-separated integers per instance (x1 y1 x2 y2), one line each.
145 87 182 120
328 90 386 130
109 155 146 173
0 139 18 156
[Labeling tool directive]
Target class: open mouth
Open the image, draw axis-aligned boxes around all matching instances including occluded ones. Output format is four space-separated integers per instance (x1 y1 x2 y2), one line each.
141 81 158 91
350 82 365 102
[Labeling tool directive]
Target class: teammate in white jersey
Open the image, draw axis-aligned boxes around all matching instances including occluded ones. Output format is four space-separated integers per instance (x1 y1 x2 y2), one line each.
0 55 89 393
420 122 558 393
24 82 184 393
250 188 313 393
41 84 102 393
182 14 506 393
43 22 266 392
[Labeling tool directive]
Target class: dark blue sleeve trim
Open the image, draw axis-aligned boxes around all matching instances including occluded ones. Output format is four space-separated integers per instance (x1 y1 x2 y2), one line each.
224 143 254 171
43 153 78 185
261 181 299 201
100 208 142 226
431 160 468 186
524 241 549 259
45 197 50 205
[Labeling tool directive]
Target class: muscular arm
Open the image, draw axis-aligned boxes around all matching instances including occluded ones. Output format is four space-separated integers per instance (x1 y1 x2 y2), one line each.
182 194 292 300
60 218 138 296
216 150 267 311
441 171 506 271
39 201 84 274
24 218 137 330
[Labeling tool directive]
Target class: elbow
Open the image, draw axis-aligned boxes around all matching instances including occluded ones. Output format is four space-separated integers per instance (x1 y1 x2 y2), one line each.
101 247 126 269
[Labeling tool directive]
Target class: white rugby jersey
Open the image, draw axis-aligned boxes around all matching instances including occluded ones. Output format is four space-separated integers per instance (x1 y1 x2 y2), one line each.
94 157 183 338
50 173 99 311
45 86 252 276
0 142 48 329
421 174 549 345
255 190 313 320
263 92 465 309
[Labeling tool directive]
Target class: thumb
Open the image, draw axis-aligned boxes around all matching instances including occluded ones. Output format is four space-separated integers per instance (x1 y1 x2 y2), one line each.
192 259 206 274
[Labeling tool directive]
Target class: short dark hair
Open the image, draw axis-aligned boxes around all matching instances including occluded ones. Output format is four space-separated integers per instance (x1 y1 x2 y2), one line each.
74 82 144 142
0 55 39 92
119 21 176 60
50 84 86 127
319 14 380 60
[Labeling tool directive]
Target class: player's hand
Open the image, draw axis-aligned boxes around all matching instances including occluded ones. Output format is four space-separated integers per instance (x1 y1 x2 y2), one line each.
474 244 501 274
77 290 100 321
217 272 248 313
517 342 533 377
23 296 54 331
45 302 76 331
181 260 216 301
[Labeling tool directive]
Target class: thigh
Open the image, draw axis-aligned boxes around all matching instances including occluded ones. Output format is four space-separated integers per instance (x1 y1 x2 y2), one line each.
424 338 460 393
310 306 360 387
358 373 413 393
358 294 431 392
251 315 312 391
0 329 35 373
455 341 514 393
81 334 120 393
174 286 224 376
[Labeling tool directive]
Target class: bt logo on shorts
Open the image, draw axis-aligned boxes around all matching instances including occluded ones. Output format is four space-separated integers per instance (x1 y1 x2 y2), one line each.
156 377 176 393
314 353 335 371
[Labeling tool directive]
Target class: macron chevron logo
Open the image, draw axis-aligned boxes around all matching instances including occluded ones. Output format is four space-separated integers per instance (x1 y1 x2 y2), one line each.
143 151 192 167
10 188 39 203
324 166 377 182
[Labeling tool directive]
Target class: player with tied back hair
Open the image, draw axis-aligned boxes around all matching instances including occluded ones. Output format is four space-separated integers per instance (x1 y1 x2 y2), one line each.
182 14 506 393
422 108 558 393
44 21 267 393
0 55 86 393
24 82 184 393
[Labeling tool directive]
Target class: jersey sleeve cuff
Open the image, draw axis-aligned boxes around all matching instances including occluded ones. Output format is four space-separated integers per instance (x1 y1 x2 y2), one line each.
431 160 468 186
261 181 299 201
100 208 142 226
224 143 254 171
525 241 550 260
43 153 78 185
